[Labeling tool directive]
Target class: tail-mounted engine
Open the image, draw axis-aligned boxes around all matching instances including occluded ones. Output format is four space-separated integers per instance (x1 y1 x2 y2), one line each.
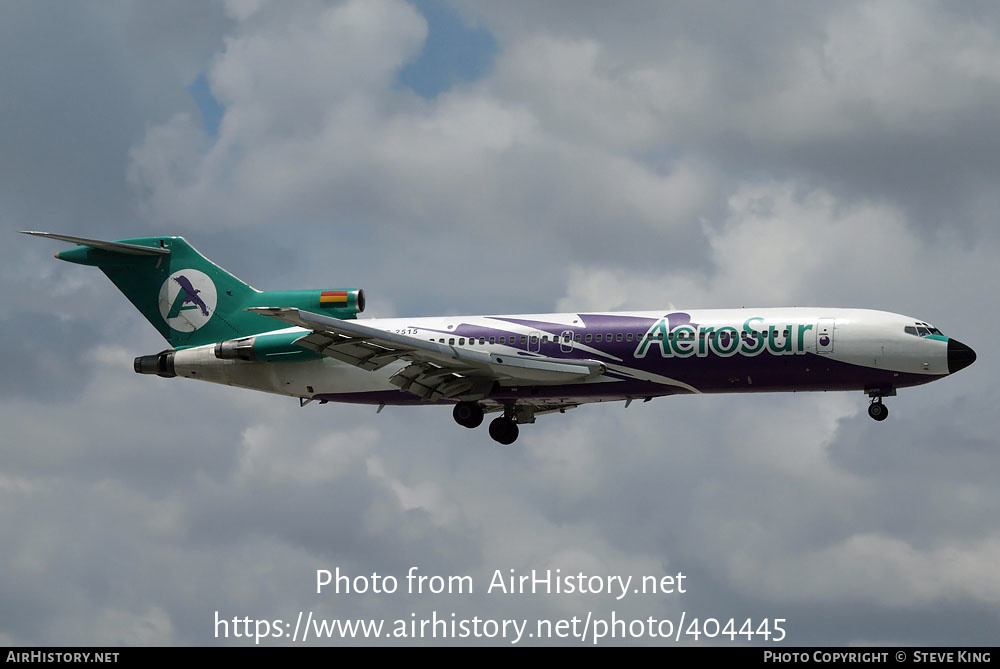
245 288 365 318
213 331 323 363
133 350 176 378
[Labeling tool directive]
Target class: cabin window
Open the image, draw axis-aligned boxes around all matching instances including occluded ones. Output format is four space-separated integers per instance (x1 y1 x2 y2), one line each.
585 334 593 343
595 334 603 342
626 333 633 342
520 336 527 344
479 337 485 345
489 336 496 344
530 336 538 344
616 333 623 342
541 335 548 343
574 334 582 342
459 338 465 345
449 338 455 345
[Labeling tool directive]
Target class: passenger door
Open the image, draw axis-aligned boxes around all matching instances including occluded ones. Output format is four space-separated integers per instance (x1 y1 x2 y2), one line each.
816 319 835 353
560 330 575 353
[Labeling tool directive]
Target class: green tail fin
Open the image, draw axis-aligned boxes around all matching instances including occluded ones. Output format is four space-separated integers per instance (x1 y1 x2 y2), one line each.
26 232 365 348
53 236 265 348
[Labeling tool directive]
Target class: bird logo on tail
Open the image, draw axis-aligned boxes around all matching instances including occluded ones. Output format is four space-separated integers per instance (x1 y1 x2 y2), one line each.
158 269 217 332
171 274 210 317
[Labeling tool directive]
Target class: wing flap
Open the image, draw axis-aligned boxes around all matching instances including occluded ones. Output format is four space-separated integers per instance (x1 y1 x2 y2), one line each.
248 307 606 399
295 331 409 371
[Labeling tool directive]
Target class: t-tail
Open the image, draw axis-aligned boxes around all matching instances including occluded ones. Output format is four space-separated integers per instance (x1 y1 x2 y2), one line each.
20 232 365 350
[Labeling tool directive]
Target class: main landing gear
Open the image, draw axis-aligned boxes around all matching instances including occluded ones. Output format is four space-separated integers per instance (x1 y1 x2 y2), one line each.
453 401 484 429
867 395 889 422
488 416 519 445
452 401 520 445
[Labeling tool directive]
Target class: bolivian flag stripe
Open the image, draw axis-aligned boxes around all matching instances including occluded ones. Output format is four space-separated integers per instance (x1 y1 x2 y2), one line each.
320 290 349 306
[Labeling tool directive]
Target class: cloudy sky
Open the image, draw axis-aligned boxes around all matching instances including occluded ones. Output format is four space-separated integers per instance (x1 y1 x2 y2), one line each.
2 0 998 646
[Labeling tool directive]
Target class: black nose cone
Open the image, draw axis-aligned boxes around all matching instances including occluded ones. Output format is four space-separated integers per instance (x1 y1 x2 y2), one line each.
948 339 977 374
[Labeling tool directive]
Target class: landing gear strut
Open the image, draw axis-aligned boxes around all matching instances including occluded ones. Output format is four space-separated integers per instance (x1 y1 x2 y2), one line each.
453 402 522 444
488 404 525 445
453 401 484 429
868 396 889 421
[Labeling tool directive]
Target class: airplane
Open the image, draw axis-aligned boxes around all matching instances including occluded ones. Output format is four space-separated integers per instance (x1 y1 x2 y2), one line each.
23 231 977 445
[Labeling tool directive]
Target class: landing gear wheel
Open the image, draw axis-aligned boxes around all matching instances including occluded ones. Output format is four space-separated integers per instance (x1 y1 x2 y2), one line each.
488 417 519 445
453 402 484 429
868 401 888 421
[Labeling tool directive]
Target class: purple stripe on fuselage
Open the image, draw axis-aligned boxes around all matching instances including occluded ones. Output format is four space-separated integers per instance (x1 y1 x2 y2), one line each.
314 379 685 407
417 313 665 362
315 351 938 407
409 314 937 393
315 390 442 406
493 313 661 337
339 313 941 408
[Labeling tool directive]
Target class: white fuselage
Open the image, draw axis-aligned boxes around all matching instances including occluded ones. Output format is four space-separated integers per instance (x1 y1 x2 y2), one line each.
168 308 955 405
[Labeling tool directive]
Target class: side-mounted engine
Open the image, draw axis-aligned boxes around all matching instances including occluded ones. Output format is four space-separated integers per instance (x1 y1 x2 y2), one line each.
134 287 365 375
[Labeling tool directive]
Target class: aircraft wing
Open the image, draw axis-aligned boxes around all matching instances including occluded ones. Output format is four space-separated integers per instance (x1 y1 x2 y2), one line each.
247 307 606 401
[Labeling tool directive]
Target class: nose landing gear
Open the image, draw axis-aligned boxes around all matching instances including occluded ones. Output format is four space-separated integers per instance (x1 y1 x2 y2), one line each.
867 398 888 421
866 387 894 421
866 388 894 422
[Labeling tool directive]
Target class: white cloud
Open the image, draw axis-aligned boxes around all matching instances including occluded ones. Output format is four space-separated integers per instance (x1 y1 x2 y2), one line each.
238 423 379 486
731 532 1000 608
555 179 993 316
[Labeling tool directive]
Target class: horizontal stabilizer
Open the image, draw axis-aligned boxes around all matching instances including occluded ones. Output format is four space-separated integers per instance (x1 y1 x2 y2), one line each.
20 231 170 256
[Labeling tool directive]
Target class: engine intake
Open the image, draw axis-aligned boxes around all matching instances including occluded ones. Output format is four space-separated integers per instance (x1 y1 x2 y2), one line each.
215 337 256 361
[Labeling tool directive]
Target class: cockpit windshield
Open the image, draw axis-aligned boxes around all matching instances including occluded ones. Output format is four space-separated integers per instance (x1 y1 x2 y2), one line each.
904 322 944 337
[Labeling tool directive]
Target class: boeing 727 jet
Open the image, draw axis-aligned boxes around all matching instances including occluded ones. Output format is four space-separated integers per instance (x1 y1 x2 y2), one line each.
24 232 976 444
